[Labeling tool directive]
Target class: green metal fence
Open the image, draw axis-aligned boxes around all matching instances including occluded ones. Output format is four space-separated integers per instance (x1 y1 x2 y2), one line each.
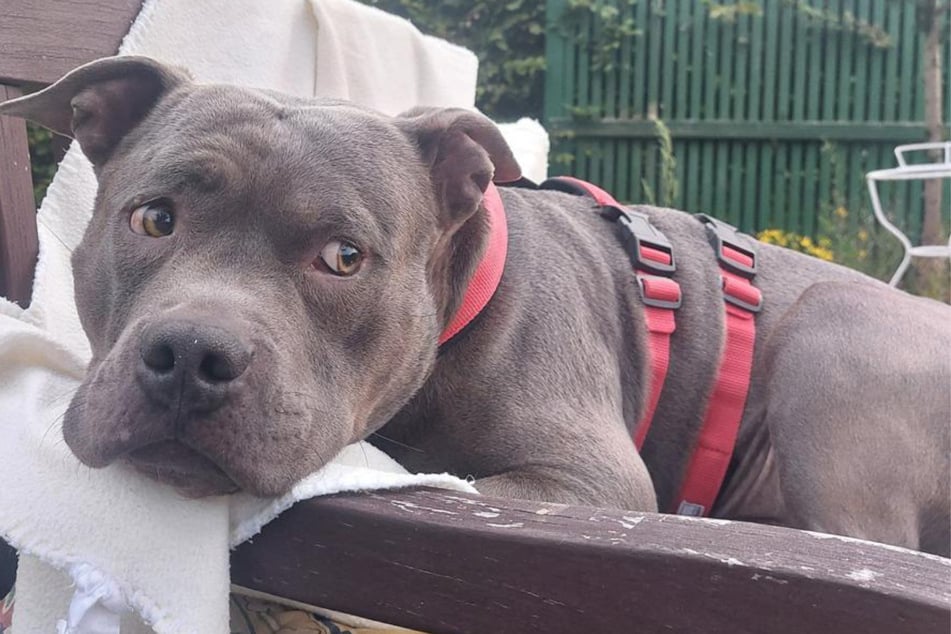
544 0 950 238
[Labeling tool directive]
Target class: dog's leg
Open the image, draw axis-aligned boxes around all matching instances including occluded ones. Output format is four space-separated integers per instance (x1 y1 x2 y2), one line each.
473 422 658 512
762 282 950 555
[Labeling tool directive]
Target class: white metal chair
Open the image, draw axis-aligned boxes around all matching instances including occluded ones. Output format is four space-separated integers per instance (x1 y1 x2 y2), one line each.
866 141 951 286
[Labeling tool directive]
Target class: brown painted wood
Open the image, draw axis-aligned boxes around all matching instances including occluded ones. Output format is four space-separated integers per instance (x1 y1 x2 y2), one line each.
0 85 39 306
231 488 951 634
0 0 143 305
0 0 144 86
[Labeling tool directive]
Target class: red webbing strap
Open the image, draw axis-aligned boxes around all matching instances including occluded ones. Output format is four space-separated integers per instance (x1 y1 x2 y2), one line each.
633 276 678 449
672 231 761 517
541 176 679 450
549 176 618 207
438 183 507 345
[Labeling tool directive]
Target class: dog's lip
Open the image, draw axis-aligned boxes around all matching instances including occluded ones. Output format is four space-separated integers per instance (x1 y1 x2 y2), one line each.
126 440 239 497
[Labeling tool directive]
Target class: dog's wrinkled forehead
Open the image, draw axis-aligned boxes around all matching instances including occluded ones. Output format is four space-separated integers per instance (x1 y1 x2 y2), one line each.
119 85 419 208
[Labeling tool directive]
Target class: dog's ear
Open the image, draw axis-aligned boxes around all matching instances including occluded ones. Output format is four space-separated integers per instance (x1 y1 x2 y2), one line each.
396 107 521 228
0 55 189 166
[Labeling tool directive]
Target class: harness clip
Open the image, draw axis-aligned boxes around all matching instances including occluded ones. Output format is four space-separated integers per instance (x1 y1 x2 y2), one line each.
637 275 683 310
697 214 757 279
615 208 677 275
721 275 763 313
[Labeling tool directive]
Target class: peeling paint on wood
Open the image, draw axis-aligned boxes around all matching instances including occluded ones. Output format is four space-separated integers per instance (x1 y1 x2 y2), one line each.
232 488 951 634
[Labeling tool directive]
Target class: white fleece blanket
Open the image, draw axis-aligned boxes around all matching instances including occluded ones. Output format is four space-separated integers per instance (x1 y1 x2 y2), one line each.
0 1 488 632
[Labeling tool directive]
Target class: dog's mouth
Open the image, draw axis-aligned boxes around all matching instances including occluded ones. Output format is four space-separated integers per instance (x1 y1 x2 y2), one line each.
126 440 239 498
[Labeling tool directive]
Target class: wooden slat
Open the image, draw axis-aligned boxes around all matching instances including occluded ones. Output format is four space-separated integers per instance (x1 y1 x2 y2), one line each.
897 1 917 122
0 0 143 85
683 4 703 211
627 0 644 119
660 0 677 120
674 0 690 126
643 1 665 201
614 1 633 201
786 4 805 234
772 4 794 231
801 5 822 236
865 0 884 123
852 0 871 124
836 0 857 121
0 85 39 306
548 119 931 142
882 0 901 121
704 10 722 217
742 9 766 231
732 11 752 229
231 488 951 634
542 0 568 124
588 10 604 188
628 1 650 201
756 5 781 231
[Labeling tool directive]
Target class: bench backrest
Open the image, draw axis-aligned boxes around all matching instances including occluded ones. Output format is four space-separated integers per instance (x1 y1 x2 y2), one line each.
0 0 144 306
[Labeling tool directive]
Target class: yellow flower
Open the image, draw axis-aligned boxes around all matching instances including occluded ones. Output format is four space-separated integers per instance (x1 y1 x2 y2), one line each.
759 228 835 262
857 229 869 242
809 246 835 262
834 206 848 219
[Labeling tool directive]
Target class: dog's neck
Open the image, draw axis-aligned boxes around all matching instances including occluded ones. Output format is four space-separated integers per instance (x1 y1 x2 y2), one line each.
438 183 507 345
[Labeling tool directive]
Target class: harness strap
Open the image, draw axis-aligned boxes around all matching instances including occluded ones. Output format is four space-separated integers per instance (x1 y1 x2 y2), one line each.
464 177 759 518
540 176 680 449
672 215 762 516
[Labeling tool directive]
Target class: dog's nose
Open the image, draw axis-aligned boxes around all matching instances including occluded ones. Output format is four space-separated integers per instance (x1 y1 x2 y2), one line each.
138 320 252 410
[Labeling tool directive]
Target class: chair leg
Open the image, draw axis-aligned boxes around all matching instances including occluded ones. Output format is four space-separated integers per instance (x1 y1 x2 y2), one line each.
889 250 913 287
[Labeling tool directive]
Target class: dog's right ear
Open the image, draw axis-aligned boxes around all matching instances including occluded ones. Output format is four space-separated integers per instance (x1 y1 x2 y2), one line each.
0 55 189 166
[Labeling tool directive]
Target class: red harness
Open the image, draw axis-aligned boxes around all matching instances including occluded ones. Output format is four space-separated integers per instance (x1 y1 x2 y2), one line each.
440 178 762 517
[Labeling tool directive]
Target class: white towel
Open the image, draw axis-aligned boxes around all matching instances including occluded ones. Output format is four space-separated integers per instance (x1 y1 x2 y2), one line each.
309 0 478 115
0 1 482 632
494 118 551 184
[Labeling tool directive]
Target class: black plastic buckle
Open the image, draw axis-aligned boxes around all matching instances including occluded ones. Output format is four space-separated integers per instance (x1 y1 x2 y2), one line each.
696 214 757 279
609 206 676 275
637 275 683 310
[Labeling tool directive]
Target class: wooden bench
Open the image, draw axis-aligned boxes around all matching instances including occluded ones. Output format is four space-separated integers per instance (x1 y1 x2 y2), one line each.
1 2 949 632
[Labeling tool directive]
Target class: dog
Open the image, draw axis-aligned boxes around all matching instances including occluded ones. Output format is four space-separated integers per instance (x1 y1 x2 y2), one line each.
1 56 948 556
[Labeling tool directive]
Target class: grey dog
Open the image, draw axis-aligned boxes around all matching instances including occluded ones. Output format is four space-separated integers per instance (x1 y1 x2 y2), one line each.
1 56 947 556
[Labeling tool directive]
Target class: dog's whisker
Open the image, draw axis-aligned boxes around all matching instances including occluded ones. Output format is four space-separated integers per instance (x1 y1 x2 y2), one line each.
40 411 69 444
369 431 424 454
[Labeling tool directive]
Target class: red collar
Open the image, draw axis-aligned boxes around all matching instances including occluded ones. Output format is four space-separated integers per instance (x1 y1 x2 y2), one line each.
438 182 507 345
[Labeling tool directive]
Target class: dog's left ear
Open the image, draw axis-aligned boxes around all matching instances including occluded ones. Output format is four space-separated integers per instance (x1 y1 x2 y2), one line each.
396 107 521 228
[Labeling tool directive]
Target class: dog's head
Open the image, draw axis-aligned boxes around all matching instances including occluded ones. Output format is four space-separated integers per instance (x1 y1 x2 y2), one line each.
0 56 519 497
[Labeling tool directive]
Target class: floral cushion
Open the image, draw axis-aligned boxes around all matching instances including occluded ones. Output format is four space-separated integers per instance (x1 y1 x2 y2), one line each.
0 587 12 633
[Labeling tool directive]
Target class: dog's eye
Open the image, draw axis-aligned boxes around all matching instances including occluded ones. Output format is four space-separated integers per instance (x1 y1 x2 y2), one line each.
318 240 363 276
130 202 174 237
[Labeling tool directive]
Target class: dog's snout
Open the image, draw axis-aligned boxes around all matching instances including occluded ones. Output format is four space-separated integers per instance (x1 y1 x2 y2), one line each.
138 319 252 409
